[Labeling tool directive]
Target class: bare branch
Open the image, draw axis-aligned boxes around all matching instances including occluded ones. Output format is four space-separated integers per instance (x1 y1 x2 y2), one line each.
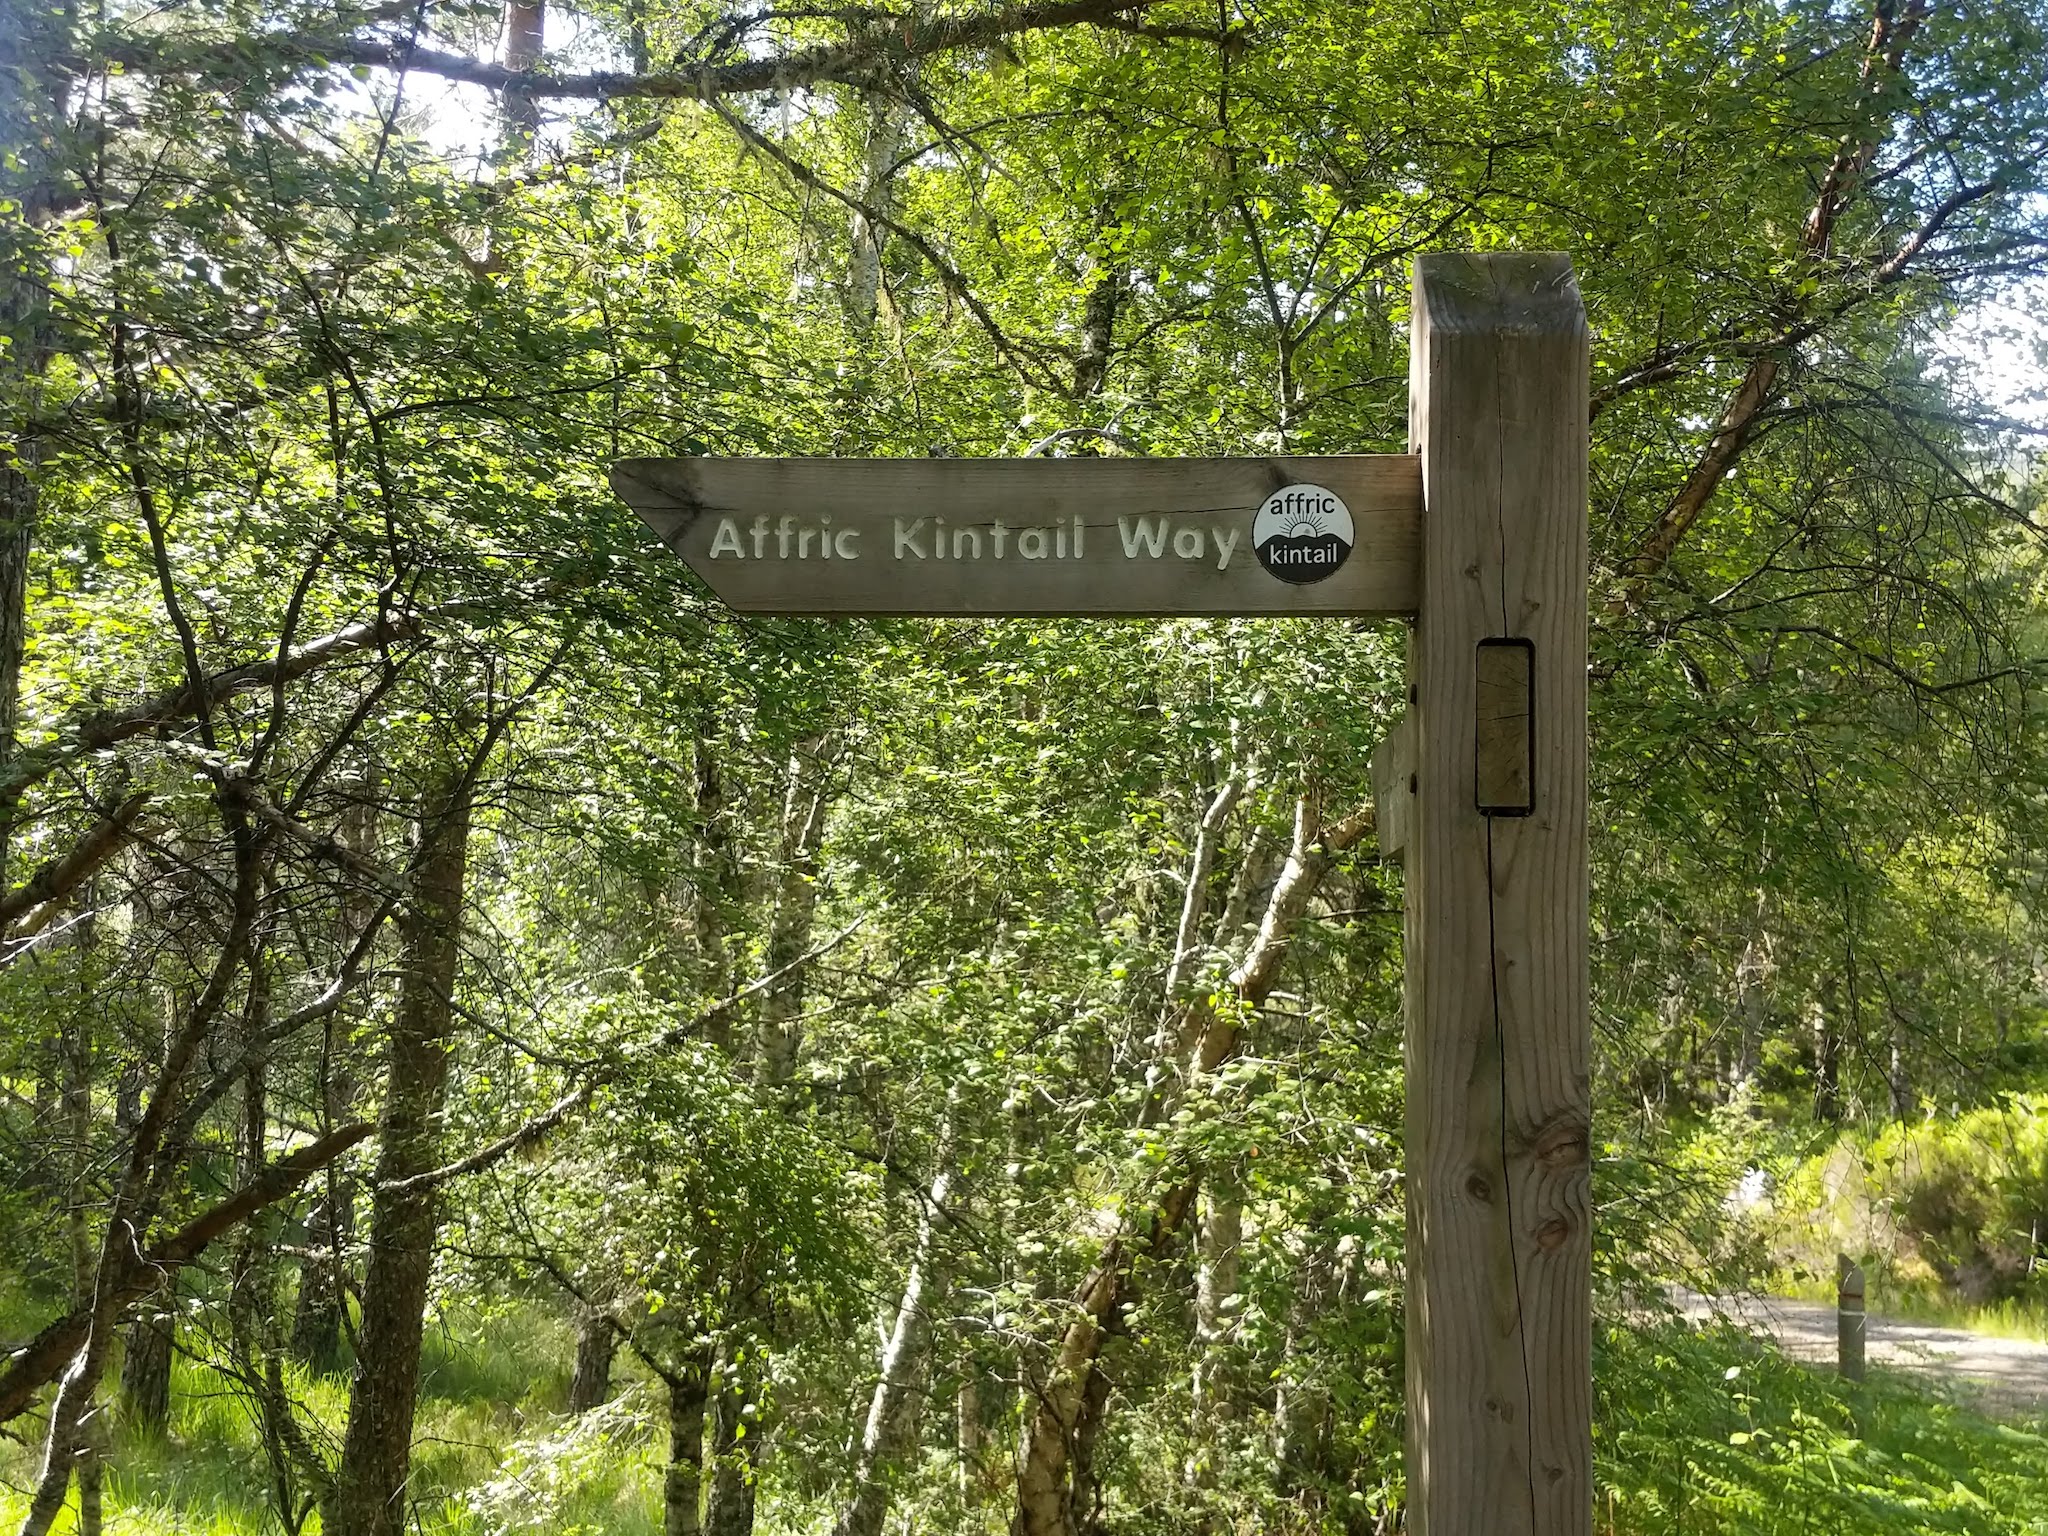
1024 425 1142 456
93 0 1165 102
377 1085 591 1197
0 596 493 809
0 1123 376 1424
709 99 1065 392
0 790 151 932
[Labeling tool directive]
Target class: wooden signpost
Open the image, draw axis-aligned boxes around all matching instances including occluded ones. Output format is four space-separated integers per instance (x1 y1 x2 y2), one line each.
612 252 1592 1536
610 456 1423 617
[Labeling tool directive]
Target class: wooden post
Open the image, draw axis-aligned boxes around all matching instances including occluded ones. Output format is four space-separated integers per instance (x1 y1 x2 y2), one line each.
1837 1255 1866 1382
1404 253 1590 1536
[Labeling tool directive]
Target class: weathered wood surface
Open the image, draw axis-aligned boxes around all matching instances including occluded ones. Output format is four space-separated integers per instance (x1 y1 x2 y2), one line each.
1370 712 1415 860
1838 1257 1867 1382
1475 639 1535 815
1403 252 1590 1536
610 457 1421 617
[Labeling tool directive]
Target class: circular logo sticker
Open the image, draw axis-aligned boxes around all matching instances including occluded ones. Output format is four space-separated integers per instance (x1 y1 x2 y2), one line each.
1253 484 1354 584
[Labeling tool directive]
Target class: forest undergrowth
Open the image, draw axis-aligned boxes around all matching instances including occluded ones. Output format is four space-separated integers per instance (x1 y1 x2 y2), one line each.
5 1298 2047 1536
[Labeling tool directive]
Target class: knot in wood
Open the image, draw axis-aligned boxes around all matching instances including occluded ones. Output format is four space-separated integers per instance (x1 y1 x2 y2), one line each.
1531 1118 1590 1171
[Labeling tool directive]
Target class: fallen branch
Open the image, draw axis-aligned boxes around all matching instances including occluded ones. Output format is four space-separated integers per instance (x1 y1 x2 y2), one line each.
0 1122 375 1424
0 790 152 931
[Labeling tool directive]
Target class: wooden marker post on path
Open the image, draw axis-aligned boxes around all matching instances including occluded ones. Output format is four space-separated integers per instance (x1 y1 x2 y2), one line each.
1839 1255 1867 1382
612 253 1592 1536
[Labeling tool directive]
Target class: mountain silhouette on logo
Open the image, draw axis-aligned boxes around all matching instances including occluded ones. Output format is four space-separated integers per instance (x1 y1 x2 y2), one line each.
1251 484 1356 585
1255 531 1349 584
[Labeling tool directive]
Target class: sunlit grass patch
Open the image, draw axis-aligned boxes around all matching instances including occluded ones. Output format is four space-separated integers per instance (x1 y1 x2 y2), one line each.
1600 1318 2048 1535
1774 1273 2048 1347
419 1301 574 1416
456 1385 664 1536
0 1297 594 1535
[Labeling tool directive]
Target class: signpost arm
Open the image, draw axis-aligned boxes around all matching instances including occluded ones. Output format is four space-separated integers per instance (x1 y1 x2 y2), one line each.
1404 253 1590 1536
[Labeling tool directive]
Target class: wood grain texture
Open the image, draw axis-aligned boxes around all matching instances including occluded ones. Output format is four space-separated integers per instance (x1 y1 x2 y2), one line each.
1475 640 1534 814
610 457 1420 617
1370 713 1415 860
1404 253 1590 1536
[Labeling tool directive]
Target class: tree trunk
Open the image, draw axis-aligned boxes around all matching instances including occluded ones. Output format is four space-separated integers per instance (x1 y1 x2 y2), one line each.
291 1183 352 1371
117 915 180 1448
1009 794 1371 1536
500 0 545 150
294 793 375 1371
666 1353 710 1536
76 1452 103 1536
755 736 832 1082
1735 919 1769 1090
1889 1012 1917 1120
956 1373 981 1505
0 386 35 870
568 1303 619 1413
833 1118 957 1536
1141 777 1245 1127
701 739 834 1536
1272 1232 1339 1497
13 781 267 1527
1187 1192 1242 1486
227 950 321 1527
693 733 740 1047
1070 264 1123 401
1067 1356 1113 1536
120 1307 173 1431
63 924 107 1533
1812 989 1841 1124
704 1342 760 1536
1011 1248 1130 1536
845 93 908 328
0 0 64 871
326 774 472 1536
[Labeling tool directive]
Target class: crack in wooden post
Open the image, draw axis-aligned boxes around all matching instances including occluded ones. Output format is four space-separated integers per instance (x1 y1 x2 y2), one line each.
1405 253 1590 1536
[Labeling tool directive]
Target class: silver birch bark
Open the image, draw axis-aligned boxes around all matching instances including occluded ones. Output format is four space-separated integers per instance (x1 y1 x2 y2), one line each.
1140 775 1245 1127
832 1108 960 1536
703 736 836 1536
845 94 909 328
1187 1192 1243 1484
1010 793 1375 1536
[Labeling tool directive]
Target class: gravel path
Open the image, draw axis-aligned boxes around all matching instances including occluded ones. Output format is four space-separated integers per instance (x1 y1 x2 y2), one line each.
1672 1289 2048 1418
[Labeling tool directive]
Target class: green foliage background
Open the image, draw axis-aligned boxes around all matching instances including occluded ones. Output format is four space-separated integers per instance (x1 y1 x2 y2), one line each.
1 0 2047 1533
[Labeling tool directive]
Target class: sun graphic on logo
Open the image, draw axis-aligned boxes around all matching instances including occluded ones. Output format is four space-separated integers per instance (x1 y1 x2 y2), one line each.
1252 484 1356 585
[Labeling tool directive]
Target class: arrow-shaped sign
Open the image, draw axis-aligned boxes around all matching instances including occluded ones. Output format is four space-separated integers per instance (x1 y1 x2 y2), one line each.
611 457 1421 617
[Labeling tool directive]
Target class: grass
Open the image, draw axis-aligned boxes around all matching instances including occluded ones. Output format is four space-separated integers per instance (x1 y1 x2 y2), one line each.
0 1301 666 1536
0 1351 302 1534
1600 1318 2048 1535
8 1296 2048 1534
